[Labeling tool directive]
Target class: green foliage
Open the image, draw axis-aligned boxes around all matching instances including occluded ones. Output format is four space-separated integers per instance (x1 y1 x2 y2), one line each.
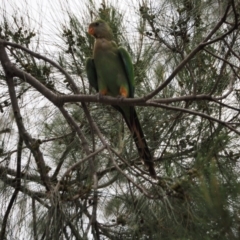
1 0 240 239
0 18 36 45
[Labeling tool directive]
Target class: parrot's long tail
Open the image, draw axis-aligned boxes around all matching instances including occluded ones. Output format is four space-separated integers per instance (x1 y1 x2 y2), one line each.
114 106 156 179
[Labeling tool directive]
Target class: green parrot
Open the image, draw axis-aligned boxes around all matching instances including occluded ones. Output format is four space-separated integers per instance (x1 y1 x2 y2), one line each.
86 19 156 178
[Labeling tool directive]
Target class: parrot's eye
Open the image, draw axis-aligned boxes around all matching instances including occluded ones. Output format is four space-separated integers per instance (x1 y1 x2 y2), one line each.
95 22 100 27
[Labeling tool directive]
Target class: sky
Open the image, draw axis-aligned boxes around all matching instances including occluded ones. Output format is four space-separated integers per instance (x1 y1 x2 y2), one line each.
1 0 142 55
1 0 139 32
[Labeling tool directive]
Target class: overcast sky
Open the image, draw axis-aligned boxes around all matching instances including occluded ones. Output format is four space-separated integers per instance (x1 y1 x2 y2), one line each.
1 0 141 55
1 0 139 31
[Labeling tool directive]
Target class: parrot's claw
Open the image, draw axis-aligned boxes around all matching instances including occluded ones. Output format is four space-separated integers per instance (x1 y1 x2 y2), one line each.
117 95 125 99
116 95 126 104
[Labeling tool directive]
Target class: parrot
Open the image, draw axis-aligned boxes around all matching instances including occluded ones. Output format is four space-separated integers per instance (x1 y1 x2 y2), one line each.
86 19 156 179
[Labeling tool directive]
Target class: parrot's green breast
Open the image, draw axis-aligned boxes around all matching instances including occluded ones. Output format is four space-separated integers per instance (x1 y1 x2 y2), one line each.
86 19 156 178
93 39 130 97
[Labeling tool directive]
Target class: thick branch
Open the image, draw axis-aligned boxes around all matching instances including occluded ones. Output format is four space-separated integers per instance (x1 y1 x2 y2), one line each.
0 42 58 105
0 39 79 93
0 43 52 191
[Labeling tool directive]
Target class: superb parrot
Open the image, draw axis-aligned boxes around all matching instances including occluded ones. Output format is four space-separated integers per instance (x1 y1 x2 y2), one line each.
86 19 156 178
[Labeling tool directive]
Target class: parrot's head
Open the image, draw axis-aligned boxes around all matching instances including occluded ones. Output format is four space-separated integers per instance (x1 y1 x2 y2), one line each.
88 19 113 40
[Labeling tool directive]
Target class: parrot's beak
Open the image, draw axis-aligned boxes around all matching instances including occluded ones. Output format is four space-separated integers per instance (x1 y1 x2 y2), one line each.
88 26 94 35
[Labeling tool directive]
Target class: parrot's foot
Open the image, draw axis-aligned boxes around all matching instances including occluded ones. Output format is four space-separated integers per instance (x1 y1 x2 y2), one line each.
100 89 108 95
96 89 107 101
116 95 126 103
117 95 125 99
97 89 108 100
119 86 128 98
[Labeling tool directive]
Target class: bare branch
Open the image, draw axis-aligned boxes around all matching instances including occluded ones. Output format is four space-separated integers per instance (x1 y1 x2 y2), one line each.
144 3 232 100
0 135 22 240
32 199 38 240
55 146 105 192
0 43 52 191
0 39 79 93
58 106 91 154
147 102 240 135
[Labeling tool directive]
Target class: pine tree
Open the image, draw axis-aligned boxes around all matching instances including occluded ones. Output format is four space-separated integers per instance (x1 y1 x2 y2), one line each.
0 0 240 239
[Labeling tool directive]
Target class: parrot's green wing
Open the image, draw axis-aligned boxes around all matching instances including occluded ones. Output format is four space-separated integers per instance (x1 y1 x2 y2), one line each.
86 19 157 178
118 47 135 98
86 58 98 92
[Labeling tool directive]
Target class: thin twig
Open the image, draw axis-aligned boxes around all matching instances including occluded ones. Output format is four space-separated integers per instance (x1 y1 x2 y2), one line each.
0 46 52 190
147 102 240 134
143 3 232 100
0 135 22 239
55 146 106 192
0 39 79 93
32 199 38 240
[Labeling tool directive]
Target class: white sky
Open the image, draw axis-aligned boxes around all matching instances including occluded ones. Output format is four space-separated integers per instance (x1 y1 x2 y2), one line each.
1 0 142 57
1 0 140 32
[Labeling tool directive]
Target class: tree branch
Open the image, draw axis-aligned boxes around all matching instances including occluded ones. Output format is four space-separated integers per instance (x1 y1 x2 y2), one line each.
0 135 22 240
147 102 240 134
54 146 105 192
144 3 232 100
0 43 52 191
0 39 79 93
